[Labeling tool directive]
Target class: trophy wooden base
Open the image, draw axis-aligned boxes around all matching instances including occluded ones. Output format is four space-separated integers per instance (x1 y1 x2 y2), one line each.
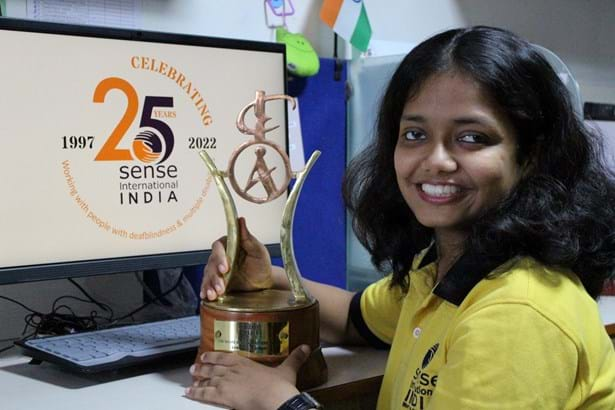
196 289 328 390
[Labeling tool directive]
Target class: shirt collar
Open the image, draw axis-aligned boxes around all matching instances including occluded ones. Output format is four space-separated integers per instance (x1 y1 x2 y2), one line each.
416 245 509 306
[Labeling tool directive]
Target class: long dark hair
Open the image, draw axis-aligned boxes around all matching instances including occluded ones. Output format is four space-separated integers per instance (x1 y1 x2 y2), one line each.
343 26 615 298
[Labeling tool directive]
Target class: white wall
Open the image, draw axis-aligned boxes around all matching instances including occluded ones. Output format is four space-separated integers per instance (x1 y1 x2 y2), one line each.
362 0 615 104
7 0 615 103
5 0 341 57
139 0 337 57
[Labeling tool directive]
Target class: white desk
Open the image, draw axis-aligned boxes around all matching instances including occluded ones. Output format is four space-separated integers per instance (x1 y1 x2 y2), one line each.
1 297 612 410
599 296 615 324
599 296 615 336
0 347 388 410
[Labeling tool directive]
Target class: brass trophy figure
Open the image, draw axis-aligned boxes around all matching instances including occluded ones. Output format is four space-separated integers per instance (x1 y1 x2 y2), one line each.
196 90 327 389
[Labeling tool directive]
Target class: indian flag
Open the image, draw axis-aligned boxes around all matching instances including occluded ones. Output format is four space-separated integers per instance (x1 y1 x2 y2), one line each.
320 0 372 52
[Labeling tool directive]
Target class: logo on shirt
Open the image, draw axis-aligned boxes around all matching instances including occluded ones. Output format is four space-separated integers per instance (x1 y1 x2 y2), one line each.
402 343 439 409
421 343 439 369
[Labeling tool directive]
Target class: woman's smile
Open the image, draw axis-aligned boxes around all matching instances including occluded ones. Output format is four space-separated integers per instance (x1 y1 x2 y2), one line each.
416 183 465 204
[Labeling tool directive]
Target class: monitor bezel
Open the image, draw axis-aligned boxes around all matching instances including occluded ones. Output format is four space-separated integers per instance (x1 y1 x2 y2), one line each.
0 18 286 285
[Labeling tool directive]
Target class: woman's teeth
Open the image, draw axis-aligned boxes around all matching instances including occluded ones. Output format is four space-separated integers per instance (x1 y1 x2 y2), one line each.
421 184 460 197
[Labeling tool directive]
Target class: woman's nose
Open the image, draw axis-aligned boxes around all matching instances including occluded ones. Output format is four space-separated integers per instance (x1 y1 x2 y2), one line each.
422 144 458 174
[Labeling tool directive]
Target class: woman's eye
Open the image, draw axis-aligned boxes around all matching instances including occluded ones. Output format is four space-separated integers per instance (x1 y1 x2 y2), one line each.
458 133 488 144
402 130 426 141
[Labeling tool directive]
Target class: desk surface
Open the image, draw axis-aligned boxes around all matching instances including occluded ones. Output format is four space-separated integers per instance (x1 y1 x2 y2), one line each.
600 296 615 336
1 296 613 410
0 346 388 410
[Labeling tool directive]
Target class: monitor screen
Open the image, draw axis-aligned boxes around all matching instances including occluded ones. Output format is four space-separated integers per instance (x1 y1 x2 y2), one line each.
0 19 288 284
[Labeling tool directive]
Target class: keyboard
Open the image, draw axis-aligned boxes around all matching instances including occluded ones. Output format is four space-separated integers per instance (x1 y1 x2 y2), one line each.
16 315 200 373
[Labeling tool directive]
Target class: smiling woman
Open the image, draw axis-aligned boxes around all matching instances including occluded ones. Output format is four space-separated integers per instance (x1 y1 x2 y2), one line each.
340 25 615 409
192 26 615 410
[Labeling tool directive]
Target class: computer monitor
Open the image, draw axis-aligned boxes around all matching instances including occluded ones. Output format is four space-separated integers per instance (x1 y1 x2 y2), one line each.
0 18 288 285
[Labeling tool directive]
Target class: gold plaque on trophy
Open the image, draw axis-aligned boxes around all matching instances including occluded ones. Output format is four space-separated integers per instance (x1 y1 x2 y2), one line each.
195 91 327 389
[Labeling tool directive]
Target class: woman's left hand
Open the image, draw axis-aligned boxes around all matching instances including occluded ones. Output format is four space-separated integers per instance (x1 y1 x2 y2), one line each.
185 345 310 410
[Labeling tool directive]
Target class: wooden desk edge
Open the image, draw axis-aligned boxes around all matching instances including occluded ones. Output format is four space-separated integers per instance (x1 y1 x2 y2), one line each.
309 375 383 403
606 323 615 337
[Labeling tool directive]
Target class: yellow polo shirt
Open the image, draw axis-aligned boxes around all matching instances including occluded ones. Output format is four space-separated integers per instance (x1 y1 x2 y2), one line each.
349 248 615 409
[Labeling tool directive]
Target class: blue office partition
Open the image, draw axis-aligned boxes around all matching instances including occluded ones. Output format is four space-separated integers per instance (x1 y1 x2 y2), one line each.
285 58 347 288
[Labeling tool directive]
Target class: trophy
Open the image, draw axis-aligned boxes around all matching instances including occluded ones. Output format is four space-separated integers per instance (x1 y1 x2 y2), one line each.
195 90 327 389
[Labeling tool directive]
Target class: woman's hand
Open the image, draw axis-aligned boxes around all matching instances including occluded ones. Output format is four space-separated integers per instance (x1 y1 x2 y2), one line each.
185 345 310 410
200 217 274 301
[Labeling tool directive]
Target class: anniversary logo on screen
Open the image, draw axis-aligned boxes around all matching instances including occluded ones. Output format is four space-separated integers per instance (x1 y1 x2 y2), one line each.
61 56 214 240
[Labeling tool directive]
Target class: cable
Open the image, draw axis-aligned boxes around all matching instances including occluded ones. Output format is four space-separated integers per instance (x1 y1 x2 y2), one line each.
51 295 113 322
0 295 39 314
20 301 99 336
67 278 113 315
1 270 186 351
0 344 16 355
0 296 42 354
105 271 185 327
134 271 159 302
0 286 117 345
0 331 35 355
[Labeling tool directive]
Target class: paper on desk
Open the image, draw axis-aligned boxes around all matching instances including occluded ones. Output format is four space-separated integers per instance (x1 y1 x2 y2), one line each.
26 0 142 28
